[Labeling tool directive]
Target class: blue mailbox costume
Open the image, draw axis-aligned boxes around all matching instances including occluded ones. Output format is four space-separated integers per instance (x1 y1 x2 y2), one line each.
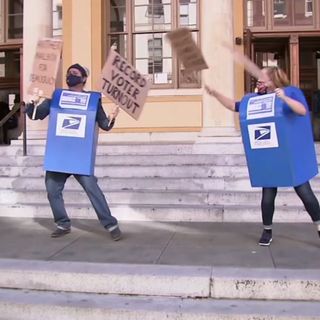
239 86 318 187
205 68 320 246
26 83 120 239
44 89 100 175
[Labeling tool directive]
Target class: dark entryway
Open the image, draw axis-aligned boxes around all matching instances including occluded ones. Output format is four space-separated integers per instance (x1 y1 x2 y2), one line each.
299 37 320 140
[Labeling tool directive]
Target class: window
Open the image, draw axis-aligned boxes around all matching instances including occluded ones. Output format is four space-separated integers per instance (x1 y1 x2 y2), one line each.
272 0 314 27
246 0 266 27
273 0 287 20
245 0 317 30
107 0 200 88
53 0 63 37
0 1 4 42
0 0 23 43
7 0 23 40
0 49 20 80
305 0 313 17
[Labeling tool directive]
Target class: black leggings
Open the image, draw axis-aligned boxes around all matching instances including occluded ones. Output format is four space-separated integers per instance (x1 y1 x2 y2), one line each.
261 181 320 226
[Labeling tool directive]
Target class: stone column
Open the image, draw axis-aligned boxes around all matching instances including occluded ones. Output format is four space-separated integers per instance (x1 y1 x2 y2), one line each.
23 0 52 137
200 0 239 136
289 35 299 87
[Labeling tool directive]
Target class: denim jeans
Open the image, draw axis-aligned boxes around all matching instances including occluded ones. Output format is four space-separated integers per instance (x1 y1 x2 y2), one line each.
45 171 118 229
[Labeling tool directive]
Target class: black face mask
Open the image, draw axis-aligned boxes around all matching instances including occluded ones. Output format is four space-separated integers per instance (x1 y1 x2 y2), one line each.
66 74 83 87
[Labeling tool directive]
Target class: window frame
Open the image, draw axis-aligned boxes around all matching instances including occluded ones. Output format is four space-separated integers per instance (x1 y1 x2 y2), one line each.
244 0 319 31
0 0 23 45
106 0 201 89
305 0 313 17
52 0 63 38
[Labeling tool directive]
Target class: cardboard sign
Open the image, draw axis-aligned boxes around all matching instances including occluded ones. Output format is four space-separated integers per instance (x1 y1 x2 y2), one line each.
166 28 208 72
28 38 63 99
101 50 151 120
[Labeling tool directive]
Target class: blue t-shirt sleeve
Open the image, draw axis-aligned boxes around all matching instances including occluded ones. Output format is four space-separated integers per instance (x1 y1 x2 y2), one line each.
235 101 240 113
284 86 309 112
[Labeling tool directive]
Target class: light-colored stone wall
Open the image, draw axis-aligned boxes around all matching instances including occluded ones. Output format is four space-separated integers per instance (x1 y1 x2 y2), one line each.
201 0 235 130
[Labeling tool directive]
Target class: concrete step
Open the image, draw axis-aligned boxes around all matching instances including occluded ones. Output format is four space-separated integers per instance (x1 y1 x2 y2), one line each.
0 154 249 167
11 133 243 145
0 176 227 191
1 288 319 320
1 188 319 207
0 164 251 178
0 259 319 301
3 140 320 156
0 203 313 223
1 176 320 192
0 142 246 156
0 259 210 298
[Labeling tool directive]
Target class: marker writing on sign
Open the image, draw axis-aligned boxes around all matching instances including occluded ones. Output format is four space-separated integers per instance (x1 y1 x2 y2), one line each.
111 55 146 88
102 77 140 115
30 74 55 85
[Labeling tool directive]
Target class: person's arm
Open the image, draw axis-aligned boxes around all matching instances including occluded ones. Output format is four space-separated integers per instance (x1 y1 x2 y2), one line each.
274 88 307 116
25 99 51 120
96 101 118 131
204 85 236 112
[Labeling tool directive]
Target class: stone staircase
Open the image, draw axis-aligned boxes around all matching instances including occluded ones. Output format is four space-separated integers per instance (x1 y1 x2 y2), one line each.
1 135 320 319
0 259 319 319
1 136 320 223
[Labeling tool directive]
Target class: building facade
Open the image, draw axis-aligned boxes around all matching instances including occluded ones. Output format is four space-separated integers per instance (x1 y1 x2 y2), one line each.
0 0 319 139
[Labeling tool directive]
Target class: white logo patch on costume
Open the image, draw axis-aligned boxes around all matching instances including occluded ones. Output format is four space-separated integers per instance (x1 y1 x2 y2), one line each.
56 114 87 138
247 93 275 120
59 91 90 110
248 122 279 149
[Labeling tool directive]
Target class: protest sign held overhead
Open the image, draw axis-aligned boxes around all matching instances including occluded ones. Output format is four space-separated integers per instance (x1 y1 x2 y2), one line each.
101 50 151 120
28 38 63 99
166 28 208 72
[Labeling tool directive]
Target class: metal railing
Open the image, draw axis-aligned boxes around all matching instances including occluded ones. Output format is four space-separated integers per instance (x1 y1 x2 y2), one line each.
0 101 27 156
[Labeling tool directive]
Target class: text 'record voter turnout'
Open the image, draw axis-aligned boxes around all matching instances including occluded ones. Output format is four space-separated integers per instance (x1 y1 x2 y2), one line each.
28 38 63 99
101 50 151 120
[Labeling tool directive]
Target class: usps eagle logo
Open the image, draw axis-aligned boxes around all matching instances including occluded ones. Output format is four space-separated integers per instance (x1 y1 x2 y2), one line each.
62 116 82 130
56 113 87 138
254 126 271 141
248 122 279 149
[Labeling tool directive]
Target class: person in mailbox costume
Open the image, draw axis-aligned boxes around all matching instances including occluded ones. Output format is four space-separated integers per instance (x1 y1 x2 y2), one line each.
26 63 122 241
205 66 320 246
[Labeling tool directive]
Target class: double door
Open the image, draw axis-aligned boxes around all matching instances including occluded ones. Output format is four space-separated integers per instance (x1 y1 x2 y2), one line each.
246 34 320 139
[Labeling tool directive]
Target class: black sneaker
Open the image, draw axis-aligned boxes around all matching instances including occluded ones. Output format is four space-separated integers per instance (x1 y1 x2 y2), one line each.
51 227 71 238
259 229 272 246
108 225 122 241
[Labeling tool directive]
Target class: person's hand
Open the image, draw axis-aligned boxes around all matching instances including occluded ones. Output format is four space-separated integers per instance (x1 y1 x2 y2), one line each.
109 105 120 121
274 88 286 100
204 85 217 97
28 88 43 105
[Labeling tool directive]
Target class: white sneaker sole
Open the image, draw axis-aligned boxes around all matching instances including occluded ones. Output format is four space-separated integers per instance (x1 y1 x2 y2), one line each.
259 238 273 246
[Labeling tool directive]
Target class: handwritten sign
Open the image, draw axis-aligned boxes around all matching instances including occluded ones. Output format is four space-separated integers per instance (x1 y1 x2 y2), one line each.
27 38 63 98
166 28 208 72
101 50 151 120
